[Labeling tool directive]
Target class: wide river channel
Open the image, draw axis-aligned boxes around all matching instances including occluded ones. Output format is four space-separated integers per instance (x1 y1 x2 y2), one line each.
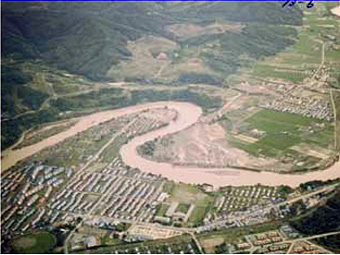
2 101 339 188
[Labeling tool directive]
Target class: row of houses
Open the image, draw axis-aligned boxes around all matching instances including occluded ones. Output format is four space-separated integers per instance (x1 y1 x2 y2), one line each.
261 97 332 121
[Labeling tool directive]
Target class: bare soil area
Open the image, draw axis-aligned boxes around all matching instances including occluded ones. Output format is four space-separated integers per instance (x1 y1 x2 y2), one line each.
143 122 286 171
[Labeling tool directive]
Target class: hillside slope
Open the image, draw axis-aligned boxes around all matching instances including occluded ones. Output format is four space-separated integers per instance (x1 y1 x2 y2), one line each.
1 2 303 150
2 2 302 80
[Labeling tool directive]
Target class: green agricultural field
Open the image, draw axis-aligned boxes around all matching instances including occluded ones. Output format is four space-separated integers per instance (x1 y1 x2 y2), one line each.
230 109 334 161
251 1 340 84
10 232 56 254
248 109 317 130
252 64 308 84
163 182 216 226
167 183 215 207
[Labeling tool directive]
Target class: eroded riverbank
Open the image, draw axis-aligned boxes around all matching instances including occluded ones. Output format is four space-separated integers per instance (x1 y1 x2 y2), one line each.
2 101 339 188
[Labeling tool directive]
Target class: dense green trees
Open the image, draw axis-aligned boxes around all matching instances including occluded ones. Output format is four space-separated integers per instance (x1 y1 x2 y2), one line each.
290 189 340 235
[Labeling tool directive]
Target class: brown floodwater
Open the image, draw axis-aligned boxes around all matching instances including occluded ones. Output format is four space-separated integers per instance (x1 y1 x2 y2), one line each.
2 101 339 188
331 5 340 17
1 102 195 171
120 103 340 188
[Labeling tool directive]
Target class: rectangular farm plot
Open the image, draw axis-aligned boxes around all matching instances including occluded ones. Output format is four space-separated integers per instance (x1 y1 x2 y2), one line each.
290 143 331 160
234 134 258 144
232 110 335 159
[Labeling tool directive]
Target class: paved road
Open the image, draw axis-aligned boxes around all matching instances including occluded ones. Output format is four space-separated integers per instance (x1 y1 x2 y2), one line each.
189 232 204 254
201 183 339 231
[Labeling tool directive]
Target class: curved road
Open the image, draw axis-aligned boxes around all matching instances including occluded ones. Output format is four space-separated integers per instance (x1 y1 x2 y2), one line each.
2 101 339 188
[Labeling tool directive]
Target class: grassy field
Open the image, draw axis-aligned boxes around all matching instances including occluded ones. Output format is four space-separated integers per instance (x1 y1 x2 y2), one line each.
166 183 214 207
229 109 334 169
163 182 216 226
248 110 330 147
253 64 309 84
10 232 56 254
177 203 190 214
156 203 170 217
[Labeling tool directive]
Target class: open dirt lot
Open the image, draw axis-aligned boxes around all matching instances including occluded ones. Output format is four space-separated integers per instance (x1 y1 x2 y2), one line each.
147 121 279 170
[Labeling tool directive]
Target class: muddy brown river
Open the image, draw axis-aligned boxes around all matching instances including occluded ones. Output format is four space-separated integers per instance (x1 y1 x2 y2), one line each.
2 101 339 188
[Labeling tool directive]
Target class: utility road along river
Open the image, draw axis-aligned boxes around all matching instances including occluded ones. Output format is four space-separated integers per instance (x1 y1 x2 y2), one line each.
2 101 340 188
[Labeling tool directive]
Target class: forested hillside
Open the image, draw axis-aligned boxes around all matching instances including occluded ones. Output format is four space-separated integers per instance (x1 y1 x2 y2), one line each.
1 1 303 150
2 2 302 80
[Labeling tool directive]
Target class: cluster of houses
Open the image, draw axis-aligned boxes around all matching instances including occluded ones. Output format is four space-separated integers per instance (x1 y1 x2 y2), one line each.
208 186 284 222
280 224 301 239
100 176 163 222
1 163 73 237
291 241 328 254
99 158 161 181
261 96 332 121
47 157 165 224
121 115 167 139
201 199 292 234
50 190 92 213
92 111 167 142
222 222 329 254
256 243 290 253
2 207 37 235
201 188 332 236
1 107 174 240
226 227 301 254
250 231 283 247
